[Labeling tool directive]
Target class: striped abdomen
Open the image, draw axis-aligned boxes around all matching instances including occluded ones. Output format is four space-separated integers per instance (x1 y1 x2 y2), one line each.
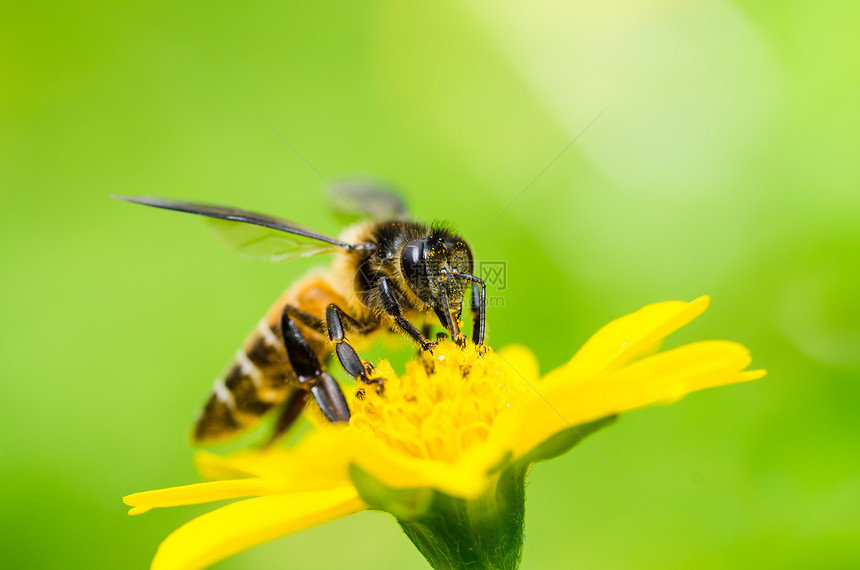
193 272 348 443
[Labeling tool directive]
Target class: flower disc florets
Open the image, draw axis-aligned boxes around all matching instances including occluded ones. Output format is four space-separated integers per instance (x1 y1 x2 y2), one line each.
349 343 530 463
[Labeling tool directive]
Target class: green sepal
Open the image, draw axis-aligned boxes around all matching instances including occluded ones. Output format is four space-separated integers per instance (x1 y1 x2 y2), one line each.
516 415 617 466
349 464 435 520
397 465 528 570
349 462 528 570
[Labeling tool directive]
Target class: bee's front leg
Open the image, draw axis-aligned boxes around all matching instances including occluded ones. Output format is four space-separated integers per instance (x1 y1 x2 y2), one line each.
378 277 437 352
452 273 487 346
470 280 487 346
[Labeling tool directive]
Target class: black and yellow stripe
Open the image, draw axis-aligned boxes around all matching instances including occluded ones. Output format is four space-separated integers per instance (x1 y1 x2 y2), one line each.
192 274 348 444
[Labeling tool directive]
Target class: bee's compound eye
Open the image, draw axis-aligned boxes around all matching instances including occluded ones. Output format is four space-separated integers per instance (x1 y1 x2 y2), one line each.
401 240 423 271
400 239 430 297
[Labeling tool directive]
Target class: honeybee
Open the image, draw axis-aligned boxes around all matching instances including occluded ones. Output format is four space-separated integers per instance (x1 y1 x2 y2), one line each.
115 186 486 444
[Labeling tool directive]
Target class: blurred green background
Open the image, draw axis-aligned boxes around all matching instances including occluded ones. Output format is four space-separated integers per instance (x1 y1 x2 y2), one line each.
3 1 859 568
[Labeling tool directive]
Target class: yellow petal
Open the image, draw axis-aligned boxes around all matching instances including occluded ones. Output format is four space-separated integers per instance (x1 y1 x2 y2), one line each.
195 428 353 490
152 487 365 570
543 296 711 387
497 344 540 384
604 340 764 405
348 431 503 499
123 478 282 515
496 340 762 460
194 451 263 480
195 424 498 500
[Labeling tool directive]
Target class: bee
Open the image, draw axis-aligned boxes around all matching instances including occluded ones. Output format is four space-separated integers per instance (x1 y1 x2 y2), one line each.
115 186 486 444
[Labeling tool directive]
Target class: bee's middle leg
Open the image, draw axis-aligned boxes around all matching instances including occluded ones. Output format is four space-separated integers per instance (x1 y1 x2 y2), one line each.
325 303 382 390
280 306 350 423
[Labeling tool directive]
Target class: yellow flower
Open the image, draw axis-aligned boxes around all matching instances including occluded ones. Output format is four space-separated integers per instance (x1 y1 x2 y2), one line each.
124 296 764 570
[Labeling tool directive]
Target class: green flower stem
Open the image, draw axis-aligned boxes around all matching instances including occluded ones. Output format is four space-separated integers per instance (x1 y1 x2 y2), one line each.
396 466 528 570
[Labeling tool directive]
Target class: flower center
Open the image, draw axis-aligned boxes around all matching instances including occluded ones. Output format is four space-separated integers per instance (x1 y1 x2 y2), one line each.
348 342 529 463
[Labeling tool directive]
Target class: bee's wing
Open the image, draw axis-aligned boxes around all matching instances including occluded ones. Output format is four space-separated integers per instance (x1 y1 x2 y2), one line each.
328 179 409 222
113 195 355 262
204 218 343 262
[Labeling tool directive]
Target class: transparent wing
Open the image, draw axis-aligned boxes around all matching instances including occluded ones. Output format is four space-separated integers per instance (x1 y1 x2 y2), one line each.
113 195 355 262
204 218 341 261
328 179 409 222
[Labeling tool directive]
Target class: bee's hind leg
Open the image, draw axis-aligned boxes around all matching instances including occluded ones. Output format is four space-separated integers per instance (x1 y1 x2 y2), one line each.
280 307 351 423
283 305 326 335
325 303 383 391
261 389 309 449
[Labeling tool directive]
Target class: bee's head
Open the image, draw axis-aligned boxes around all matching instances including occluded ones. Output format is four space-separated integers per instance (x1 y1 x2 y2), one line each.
400 230 474 330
